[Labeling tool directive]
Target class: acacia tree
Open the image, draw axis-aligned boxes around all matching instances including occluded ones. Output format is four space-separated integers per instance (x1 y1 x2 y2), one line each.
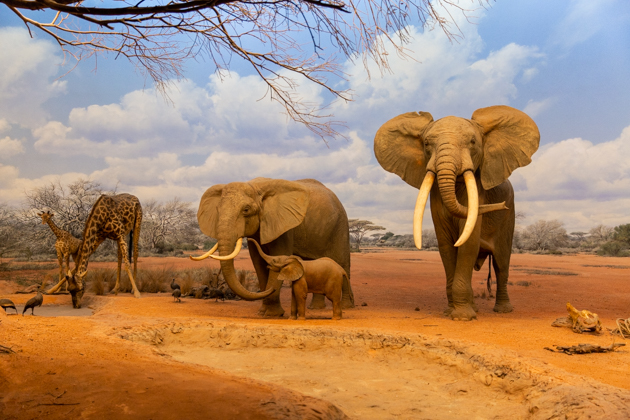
348 219 385 251
3 0 476 137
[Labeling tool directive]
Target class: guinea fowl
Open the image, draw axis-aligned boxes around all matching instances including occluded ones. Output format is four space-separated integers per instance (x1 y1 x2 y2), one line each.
1 298 18 314
22 290 44 316
172 288 182 303
170 279 180 291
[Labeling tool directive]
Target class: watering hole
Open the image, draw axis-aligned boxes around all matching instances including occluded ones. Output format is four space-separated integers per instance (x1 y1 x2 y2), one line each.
118 322 629 419
11 304 94 317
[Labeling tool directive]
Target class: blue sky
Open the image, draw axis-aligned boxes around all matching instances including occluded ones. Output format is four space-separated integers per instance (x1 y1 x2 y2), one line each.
1 1 630 234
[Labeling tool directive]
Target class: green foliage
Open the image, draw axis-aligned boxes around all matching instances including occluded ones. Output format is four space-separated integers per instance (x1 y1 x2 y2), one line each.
613 224 630 246
380 232 394 241
597 241 630 257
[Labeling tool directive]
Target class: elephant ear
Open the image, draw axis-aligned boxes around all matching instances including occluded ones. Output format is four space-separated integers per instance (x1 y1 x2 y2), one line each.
278 259 304 282
250 178 310 245
374 111 434 189
472 105 540 190
197 184 225 238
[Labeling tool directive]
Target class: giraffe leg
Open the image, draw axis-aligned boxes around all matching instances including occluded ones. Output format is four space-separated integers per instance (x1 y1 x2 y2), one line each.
64 254 71 292
47 250 67 295
111 243 123 295
118 238 141 298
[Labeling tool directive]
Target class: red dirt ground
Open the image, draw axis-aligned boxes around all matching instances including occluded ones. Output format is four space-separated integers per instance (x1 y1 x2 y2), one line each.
1 249 629 419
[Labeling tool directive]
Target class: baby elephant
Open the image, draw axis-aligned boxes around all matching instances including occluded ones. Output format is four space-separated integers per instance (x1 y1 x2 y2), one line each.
249 239 346 320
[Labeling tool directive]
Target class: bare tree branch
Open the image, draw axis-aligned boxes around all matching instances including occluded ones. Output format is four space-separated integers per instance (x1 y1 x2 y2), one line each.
2 0 482 138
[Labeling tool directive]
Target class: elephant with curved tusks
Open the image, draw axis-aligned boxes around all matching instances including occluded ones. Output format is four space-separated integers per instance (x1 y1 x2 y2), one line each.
375 105 540 321
192 178 354 317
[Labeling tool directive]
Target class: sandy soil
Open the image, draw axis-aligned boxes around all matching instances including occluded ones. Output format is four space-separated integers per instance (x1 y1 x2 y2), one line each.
1 249 629 419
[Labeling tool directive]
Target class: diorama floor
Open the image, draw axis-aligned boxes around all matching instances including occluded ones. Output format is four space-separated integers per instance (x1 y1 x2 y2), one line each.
1 250 629 419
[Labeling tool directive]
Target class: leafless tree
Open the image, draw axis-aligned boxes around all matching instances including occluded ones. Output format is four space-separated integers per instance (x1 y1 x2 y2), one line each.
140 197 201 251
3 0 480 138
520 219 568 252
22 178 110 241
0 203 24 261
348 219 385 251
588 224 614 245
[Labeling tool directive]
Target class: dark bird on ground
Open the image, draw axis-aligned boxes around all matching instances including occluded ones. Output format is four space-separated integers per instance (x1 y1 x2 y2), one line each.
172 288 182 303
170 278 180 291
1 298 18 314
22 290 44 316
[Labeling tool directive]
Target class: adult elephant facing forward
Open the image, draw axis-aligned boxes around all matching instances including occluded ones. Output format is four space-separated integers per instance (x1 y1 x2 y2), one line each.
375 106 539 321
193 178 354 317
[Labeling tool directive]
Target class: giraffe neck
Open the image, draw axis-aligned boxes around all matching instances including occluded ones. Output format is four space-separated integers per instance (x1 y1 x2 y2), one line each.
45 218 68 240
74 217 103 276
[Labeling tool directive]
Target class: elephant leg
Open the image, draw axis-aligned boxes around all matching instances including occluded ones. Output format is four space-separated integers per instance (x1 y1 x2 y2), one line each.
290 287 298 320
308 293 326 309
492 251 513 313
261 270 285 317
340 274 355 309
449 219 481 321
293 280 308 320
437 243 457 316
329 286 342 320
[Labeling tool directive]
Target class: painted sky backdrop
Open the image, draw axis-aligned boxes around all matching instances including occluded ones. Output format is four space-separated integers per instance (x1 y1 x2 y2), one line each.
1 0 630 235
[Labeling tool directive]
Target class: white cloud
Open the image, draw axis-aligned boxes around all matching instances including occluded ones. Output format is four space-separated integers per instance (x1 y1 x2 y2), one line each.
0 137 25 159
552 0 616 50
523 98 555 117
0 27 66 127
512 124 630 230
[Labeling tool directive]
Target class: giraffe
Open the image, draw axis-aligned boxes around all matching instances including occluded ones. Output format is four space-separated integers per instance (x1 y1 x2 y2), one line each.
38 211 83 294
64 193 143 308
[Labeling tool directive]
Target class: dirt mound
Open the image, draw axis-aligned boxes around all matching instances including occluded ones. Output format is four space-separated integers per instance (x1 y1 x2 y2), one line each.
120 321 630 419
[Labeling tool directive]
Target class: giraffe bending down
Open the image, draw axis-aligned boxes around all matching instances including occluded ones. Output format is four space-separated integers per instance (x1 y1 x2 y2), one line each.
65 193 143 308
39 211 83 294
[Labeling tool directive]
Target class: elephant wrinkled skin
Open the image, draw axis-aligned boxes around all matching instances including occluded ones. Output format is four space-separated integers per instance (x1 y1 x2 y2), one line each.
375 105 540 320
195 178 354 317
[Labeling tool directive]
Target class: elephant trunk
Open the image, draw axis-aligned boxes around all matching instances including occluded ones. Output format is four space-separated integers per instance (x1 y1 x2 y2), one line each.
217 239 275 301
436 156 468 219
435 148 479 247
248 239 275 266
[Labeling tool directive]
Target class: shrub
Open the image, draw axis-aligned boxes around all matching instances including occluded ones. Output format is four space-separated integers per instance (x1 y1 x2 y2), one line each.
597 241 630 257
87 268 116 294
137 266 176 292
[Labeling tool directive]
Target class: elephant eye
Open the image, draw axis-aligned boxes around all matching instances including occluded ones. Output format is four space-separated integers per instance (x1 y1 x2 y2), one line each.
242 205 252 215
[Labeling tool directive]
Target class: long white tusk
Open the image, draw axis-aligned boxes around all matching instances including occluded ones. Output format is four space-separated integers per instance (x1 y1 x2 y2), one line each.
454 171 479 247
206 238 243 261
413 172 435 249
189 242 219 261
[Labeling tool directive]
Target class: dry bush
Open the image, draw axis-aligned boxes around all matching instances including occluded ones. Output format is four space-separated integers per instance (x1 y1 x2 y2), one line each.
236 269 259 292
87 269 116 295
179 270 196 296
201 267 222 288
137 266 176 293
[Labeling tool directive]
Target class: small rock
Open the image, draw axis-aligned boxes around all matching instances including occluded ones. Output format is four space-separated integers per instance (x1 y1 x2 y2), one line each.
414 307 420 311
361 302 368 307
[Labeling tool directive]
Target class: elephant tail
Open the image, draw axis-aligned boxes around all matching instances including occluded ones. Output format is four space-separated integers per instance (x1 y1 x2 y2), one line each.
486 255 493 296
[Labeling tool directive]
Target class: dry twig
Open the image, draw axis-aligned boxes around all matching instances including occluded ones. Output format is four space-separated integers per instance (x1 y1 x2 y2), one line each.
3 0 484 138
544 343 625 355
